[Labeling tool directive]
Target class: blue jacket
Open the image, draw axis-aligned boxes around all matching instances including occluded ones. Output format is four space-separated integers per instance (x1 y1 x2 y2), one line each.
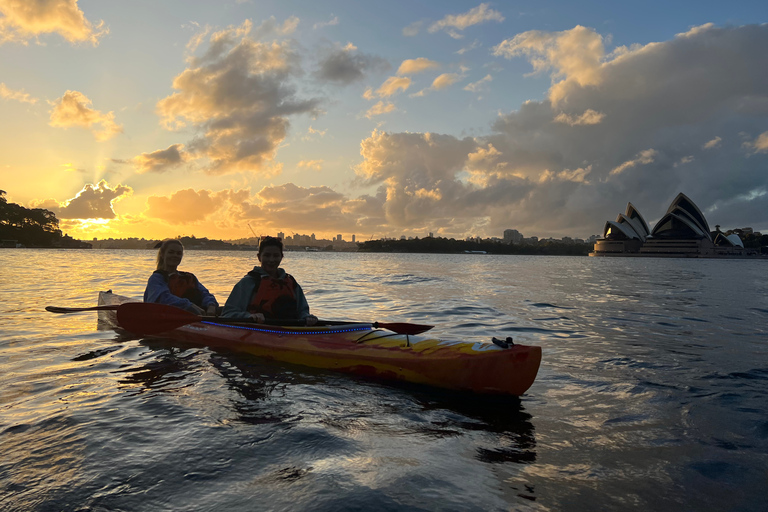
221 266 310 320
143 270 218 314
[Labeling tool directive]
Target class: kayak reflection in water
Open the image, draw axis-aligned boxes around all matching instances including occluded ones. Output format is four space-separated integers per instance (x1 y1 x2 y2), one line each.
143 239 219 316
222 236 318 326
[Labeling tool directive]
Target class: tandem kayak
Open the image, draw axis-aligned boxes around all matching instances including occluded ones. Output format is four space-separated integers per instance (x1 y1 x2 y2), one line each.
97 291 542 396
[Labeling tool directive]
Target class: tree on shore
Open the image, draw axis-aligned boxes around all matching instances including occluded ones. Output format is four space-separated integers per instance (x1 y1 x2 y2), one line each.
0 190 64 246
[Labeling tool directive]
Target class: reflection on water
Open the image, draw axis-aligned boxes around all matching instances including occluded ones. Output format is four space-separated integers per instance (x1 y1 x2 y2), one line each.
1 250 767 511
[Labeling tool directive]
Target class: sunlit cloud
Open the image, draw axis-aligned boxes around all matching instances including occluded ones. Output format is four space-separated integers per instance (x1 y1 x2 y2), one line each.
32 180 131 219
493 25 605 105
554 109 605 126
156 19 322 175
145 188 236 224
0 82 37 103
48 90 123 141
365 101 396 119
397 58 439 75
702 136 722 149
298 159 323 171
609 149 657 176
373 76 411 97
428 3 504 39
746 131 768 154
0 0 108 45
412 73 463 96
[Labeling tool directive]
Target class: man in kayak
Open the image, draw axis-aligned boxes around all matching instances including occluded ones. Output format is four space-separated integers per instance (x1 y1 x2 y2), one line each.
143 239 219 316
221 236 318 326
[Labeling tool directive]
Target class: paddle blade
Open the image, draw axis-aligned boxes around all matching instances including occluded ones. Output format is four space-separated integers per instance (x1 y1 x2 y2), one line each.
46 305 119 314
374 322 433 335
117 302 202 335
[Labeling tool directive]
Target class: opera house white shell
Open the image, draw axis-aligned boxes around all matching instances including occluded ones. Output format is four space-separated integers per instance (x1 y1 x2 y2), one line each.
591 193 747 258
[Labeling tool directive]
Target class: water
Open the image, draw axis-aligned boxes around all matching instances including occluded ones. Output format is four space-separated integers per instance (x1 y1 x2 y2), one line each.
1 250 766 511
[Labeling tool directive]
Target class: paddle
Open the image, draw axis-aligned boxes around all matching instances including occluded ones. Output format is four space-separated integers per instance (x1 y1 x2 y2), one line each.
46 305 119 313
47 302 433 336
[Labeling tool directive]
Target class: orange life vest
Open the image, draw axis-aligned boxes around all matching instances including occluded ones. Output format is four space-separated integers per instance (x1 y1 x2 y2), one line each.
155 270 204 307
247 273 299 319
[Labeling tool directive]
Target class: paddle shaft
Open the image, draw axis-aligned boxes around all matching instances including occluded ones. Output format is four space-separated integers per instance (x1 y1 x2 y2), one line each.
47 302 433 335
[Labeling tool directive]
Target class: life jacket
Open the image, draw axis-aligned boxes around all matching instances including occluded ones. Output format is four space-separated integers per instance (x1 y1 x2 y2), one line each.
155 270 204 307
246 271 299 319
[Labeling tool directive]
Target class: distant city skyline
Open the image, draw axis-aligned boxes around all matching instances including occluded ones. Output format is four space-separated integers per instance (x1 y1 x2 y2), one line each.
2 1 767 241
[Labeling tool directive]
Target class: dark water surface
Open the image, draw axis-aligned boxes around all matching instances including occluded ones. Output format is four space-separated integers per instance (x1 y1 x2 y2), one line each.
1 250 766 511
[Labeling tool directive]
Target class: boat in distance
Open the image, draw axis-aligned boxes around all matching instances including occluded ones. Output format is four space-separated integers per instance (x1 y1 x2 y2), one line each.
97 291 542 396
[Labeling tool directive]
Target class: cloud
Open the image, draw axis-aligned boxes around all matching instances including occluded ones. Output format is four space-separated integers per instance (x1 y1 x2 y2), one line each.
302 125 327 141
250 183 384 233
747 131 768 154
313 15 339 30
493 25 605 105
156 20 321 175
397 58 439 75
428 3 504 39
402 21 422 37
298 159 323 171
133 144 189 174
457 39 481 55
341 24 768 238
34 180 132 219
0 0 108 45
554 108 605 126
609 149 657 176
48 90 123 141
365 101 396 119
463 74 492 92
412 73 463 96
145 188 244 224
315 42 389 85
374 76 411 97
250 15 300 37
145 183 387 235
0 82 37 103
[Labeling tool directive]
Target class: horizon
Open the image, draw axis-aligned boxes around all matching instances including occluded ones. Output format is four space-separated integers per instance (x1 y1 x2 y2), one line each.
1 1 767 241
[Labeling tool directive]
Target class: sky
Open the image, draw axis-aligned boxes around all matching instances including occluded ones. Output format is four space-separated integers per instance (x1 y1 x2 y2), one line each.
1 0 767 242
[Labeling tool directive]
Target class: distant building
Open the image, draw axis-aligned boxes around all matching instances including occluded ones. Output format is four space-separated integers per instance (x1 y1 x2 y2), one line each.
278 232 284 240
503 229 523 244
591 193 749 258
352 234 356 243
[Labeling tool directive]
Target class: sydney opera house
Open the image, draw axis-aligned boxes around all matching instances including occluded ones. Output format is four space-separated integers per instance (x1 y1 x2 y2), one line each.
590 193 749 257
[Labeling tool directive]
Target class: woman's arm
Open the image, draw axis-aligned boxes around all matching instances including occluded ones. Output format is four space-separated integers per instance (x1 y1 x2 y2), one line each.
195 279 219 309
143 272 202 314
221 277 257 320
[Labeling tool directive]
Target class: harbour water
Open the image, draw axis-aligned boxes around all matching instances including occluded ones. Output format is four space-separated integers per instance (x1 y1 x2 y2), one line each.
1 249 766 511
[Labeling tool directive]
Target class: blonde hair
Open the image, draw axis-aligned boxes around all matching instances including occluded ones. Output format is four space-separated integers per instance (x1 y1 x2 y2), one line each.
156 239 183 270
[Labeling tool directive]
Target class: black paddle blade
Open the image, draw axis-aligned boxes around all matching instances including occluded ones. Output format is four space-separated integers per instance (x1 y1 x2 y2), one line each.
116 302 202 335
374 322 433 335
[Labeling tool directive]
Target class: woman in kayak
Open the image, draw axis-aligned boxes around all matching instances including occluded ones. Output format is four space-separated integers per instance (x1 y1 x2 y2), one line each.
143 239 219 316
222 236 318 326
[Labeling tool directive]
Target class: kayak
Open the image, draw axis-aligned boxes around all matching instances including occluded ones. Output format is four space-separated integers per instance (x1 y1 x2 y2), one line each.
97 291 541 396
